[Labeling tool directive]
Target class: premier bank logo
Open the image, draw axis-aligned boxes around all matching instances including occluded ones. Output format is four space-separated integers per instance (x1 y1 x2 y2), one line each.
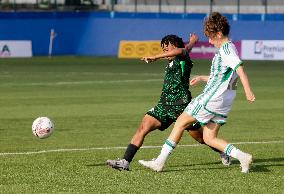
253 40 284 59
254 41 263 54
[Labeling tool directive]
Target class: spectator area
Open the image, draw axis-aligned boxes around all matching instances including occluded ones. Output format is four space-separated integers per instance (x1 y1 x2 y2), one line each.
1 0 284 13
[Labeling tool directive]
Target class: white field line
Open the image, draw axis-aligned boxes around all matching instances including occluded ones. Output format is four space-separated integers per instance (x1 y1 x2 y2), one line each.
0 79 163 87
0 140 283 156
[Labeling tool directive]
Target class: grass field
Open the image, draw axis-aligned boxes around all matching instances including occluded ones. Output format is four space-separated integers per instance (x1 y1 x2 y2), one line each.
0 57 283 193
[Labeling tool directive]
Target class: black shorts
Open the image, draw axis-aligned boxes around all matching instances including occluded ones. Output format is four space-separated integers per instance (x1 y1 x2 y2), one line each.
146 103 188 131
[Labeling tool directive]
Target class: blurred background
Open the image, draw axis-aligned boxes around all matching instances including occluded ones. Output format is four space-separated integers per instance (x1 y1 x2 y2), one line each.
0 0 283 59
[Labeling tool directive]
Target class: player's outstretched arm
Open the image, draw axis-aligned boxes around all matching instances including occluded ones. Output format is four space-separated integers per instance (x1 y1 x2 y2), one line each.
141 48 184 63
190 75 209 86
236 65 256 102
185 33 199 52
141 33 198 63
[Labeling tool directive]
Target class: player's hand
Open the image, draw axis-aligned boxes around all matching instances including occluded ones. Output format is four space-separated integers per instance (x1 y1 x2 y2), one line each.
141 57 156 63
246 91 256 103
189 33 199 44
190 76 201 86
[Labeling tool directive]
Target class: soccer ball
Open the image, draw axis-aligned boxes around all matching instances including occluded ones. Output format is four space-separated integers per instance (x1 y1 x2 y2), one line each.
32 117 54 139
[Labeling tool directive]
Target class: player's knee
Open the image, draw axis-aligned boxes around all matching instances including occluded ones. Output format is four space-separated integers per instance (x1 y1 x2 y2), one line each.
203 134 215 146
136 126 150 136
175 122 189 132
136 121 154 136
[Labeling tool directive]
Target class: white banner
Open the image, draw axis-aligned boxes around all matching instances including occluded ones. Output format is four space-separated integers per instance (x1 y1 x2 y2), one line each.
0 41 32 58
242 40 284 60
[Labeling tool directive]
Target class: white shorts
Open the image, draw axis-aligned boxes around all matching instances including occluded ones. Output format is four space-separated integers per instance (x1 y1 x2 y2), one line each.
184 90 236 126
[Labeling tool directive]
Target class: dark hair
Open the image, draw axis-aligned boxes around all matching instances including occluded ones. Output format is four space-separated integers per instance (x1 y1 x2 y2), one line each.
161 34 185 48
204 12 230 37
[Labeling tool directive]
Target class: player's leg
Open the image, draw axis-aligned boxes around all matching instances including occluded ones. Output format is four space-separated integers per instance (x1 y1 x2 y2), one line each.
203 122 252 173
139 112 196 171
123 114 161 162
106 114 161 171
107 103 173 171
186 123 204 143
186 123 231 166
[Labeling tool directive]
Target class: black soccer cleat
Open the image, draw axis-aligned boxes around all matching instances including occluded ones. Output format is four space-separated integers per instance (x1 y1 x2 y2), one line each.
106 158 130 171
220 152 232 166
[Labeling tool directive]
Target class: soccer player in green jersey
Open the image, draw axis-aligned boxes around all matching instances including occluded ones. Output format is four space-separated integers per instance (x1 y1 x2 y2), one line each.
139 12 255 173
107 33 230 171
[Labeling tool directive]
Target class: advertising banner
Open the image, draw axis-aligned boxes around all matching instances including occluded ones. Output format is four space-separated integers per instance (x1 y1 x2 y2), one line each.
190 41 241 59
241 40 284 60
118 40 242 59
0 41 32 58
118 41 162 58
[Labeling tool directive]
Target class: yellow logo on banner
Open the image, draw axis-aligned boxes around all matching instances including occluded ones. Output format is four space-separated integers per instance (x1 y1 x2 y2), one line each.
118 41 162 58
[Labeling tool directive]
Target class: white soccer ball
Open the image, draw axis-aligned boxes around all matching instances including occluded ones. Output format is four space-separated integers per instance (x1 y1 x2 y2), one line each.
32 117 54 139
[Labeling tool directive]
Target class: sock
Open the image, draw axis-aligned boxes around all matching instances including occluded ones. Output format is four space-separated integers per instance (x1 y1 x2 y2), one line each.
123 144 139 163
155 139 176 165
224 144 244 159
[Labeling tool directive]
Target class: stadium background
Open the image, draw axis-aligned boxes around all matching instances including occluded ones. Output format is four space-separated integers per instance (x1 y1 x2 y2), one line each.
0 0 284 56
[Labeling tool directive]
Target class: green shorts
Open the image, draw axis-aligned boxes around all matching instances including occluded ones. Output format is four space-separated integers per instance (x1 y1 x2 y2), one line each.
146 103 188 131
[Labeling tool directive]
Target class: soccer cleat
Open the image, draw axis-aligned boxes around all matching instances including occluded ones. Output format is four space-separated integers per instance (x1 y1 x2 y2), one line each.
239 153 253 173
138 159 164 172
106 158 129 171
220 152 232 166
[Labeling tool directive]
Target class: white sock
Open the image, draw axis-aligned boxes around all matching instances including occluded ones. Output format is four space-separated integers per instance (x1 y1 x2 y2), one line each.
224 144 246 160
155 139 176 165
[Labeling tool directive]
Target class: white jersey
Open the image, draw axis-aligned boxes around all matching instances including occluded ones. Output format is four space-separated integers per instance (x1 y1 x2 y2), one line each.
198 41 242 105
185 41 243 124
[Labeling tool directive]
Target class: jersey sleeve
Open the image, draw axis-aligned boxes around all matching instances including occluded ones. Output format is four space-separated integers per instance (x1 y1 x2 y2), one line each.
182 49 189 57
221 43 242 71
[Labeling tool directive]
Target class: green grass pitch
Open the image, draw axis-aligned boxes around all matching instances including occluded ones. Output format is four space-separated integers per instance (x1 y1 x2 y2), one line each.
0 56 283 193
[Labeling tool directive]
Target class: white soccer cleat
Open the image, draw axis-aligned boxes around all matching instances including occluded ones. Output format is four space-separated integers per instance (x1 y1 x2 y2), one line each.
138 159 164 172
239 153 253 173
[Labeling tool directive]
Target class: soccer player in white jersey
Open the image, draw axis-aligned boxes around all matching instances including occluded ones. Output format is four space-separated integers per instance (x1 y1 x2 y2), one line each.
139 12 256 173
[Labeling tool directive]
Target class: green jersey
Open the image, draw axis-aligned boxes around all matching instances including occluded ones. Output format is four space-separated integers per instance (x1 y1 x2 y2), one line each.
159 50 193 105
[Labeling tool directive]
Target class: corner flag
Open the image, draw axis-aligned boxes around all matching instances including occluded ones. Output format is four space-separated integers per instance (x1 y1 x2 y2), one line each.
48 29 57 57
